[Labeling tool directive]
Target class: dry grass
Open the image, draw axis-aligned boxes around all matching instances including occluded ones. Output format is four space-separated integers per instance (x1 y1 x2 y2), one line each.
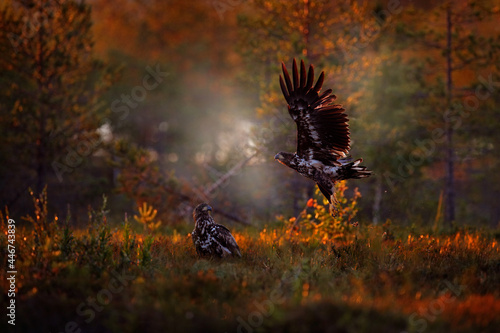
1 191 499 332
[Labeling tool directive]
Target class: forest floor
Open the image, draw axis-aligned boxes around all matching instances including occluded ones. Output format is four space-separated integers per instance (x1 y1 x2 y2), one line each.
1 203 499 333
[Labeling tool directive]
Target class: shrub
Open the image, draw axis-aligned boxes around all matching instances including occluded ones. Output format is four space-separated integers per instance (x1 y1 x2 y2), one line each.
281 181 361 242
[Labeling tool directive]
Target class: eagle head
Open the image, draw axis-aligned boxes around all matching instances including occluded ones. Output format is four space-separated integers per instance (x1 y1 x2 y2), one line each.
274 152 297 167
193 203 212 220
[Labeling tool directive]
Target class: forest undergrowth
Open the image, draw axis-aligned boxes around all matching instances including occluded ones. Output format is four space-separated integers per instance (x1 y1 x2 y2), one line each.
1 186 499 333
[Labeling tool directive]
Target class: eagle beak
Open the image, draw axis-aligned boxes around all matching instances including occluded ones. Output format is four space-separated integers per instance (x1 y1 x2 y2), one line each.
274 153 283 160
203 205 212 212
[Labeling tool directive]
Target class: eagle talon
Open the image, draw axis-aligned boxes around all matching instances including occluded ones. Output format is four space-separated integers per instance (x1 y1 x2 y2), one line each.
329 193 340 216
329 202 339 217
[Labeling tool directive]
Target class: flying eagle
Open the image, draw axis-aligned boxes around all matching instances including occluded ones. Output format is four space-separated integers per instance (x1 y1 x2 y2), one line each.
275 59 371 214
191 203 242 258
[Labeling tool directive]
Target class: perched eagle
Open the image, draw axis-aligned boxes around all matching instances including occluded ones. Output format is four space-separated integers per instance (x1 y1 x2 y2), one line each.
191 203 242 258
275 59 371 214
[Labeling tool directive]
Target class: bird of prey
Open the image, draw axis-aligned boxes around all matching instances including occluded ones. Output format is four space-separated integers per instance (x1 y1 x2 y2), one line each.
191 203 242 258
275 59 371 214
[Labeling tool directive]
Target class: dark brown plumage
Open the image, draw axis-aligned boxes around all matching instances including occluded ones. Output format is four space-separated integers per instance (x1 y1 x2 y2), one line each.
191 203 241 258
275 59 371 213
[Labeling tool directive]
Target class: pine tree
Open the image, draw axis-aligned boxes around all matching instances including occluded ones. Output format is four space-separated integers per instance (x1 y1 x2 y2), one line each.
237 0 392 216
398 0 500 225
0 0 114 206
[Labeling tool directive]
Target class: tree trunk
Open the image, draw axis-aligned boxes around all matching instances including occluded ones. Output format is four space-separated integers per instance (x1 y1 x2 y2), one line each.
35 2 47 194
444 2 456 225
372 174 382 224
36 117 47 194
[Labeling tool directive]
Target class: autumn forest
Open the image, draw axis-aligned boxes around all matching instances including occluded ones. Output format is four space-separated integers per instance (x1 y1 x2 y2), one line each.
1 0 500 332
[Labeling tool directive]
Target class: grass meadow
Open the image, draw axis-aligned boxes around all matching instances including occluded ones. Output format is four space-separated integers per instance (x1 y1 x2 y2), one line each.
1 188 499 333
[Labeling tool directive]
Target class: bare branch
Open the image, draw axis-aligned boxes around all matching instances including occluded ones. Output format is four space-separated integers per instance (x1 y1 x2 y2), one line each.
214 208 252 226
203 152 257 197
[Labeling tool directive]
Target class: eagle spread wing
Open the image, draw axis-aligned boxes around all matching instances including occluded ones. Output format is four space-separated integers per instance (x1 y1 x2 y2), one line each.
276 59 371 214
280 59 350 164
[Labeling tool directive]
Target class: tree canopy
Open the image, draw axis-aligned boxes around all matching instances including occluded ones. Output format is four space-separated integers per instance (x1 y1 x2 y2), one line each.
1 0 499 227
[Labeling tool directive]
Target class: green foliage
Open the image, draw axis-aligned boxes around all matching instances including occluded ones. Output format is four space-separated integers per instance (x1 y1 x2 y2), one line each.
139 235 153 267
121 218 137 262
79 195 113 274
59 224 75 259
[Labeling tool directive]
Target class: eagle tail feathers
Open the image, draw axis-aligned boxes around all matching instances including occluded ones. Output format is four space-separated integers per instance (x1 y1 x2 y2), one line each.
338 158 372 180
